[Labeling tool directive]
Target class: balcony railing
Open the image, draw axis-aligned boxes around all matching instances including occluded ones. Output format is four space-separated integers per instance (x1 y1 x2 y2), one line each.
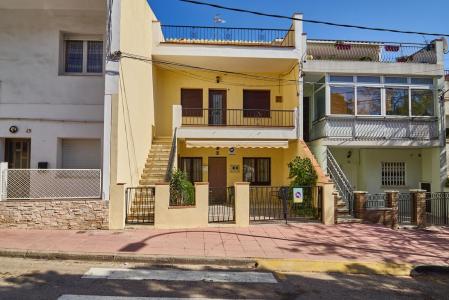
311 116 439 141
307 40 437 64
181 108 296 128
161 25 295 47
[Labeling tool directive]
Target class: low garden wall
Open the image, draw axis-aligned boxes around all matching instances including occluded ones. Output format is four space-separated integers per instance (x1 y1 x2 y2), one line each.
0 199 109 230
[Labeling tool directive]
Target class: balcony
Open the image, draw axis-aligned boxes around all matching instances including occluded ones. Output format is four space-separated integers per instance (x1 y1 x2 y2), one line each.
160 25 295 48
311 116 439 142
307 40 437 64
173 106 298 140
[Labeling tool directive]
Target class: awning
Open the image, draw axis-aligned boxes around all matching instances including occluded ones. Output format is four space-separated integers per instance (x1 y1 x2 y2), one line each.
185 140 289 149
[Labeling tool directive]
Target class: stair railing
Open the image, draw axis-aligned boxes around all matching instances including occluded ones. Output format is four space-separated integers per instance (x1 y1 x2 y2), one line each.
326 148 354 213
165 128 177 182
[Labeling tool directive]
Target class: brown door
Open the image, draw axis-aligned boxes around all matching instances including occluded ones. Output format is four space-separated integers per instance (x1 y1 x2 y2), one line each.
303 97 310 142
5 139 31 169
209 90 227 125
208 157 227 203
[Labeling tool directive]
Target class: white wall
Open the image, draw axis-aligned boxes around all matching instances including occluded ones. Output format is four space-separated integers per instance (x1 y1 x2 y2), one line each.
0 7 106 168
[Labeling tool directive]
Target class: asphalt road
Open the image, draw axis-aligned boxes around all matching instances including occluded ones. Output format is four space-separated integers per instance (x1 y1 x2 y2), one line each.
0 257 448 300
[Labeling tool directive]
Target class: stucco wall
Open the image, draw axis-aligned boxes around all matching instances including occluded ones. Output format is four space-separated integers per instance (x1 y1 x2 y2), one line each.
154 66 299 137
0 7 106 168
115 0 157 186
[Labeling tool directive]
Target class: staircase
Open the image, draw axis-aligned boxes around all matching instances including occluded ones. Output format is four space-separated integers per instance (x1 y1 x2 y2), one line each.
139 137 172 186
326 148 361 224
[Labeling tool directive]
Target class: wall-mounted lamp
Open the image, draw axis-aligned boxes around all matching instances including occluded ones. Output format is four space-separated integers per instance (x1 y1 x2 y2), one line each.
346 150 352 159
216 76 221 84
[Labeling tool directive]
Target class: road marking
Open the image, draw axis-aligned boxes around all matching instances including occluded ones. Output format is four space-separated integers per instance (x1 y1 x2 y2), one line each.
59 296 258 300
83 268 277 283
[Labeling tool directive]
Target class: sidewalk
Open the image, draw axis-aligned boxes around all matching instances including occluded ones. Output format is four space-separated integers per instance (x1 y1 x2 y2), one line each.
0 223 448 266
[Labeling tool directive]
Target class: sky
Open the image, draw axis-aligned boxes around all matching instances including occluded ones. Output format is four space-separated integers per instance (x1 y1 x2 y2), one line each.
147 0 449 68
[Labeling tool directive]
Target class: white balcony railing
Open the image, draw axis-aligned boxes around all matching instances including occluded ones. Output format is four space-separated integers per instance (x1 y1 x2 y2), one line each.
310 116 439 141
0 168 102 200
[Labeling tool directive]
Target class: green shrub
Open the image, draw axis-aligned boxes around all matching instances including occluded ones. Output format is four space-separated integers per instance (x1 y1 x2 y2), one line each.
288 156 317 187
169 169 195 206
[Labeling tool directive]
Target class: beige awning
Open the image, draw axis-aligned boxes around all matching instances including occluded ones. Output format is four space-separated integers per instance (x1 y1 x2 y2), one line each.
185 140 289 149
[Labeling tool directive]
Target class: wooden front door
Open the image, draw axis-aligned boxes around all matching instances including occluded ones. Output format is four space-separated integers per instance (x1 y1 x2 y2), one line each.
5 139 31 169
303 97 310 142
208 90 227 125
208 157 227 203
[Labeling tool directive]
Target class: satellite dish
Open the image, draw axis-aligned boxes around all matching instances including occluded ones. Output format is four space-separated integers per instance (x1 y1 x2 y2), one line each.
443 37 448 54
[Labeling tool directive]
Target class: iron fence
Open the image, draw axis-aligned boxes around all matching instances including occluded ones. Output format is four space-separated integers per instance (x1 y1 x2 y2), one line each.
425 192 449 226
312 116 439 141
161 25 295 47
366 193 386 209
181 108 295 127
3 169 101 200
249 186 321 222
398 193 412 224
307 40 437 64
125 187 155 224
208 187 235 223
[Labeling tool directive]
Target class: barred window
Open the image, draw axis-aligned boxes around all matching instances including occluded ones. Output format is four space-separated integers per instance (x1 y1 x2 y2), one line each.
64 38 103 74
381 162 406 186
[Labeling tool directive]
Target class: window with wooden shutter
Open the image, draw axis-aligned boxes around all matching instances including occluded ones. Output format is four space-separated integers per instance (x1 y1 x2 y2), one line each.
243 90 270 118
181 89 203 117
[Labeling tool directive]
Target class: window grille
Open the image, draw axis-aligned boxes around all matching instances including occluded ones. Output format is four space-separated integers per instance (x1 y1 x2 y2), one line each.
381 162 406 186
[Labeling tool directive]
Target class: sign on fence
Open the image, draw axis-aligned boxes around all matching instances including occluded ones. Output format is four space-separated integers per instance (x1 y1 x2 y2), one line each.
293 187 304 203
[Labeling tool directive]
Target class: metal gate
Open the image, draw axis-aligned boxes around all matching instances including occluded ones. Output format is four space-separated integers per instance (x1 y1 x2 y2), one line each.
425 192 449 226
125 187 155 224
209 187 235 223
398 193 412 224
249 186 322 222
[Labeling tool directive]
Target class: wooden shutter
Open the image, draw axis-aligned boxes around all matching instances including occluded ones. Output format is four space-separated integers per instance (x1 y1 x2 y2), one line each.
181 89 203 117
243 90 270 117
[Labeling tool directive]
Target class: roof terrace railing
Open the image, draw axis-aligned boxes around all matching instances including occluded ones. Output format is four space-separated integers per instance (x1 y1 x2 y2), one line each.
307 40 437 64
161 25 295 47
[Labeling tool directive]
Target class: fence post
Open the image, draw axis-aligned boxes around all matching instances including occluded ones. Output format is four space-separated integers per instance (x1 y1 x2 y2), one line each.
320 183 334 225
410 189 426 228
353 191 368 219
385 190 399 229
109 183 126 230
235 182 250 227
195 182 209 227
0 162 8 201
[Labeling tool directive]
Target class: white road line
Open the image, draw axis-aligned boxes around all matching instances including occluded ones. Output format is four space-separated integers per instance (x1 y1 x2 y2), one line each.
82 268 278 283
59 296 259 300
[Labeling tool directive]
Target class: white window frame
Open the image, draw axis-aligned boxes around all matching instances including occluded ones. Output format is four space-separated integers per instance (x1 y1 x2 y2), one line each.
62 34 104 76
326 74 436 118
381 161 406 187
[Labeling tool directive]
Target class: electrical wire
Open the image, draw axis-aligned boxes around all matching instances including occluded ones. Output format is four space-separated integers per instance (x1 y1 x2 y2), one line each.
179 0 449 38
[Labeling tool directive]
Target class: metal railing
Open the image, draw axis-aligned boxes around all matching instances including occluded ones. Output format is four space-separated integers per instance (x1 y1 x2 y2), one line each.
209 187 235 223
181 108 295 127
311 116 439 141
125 186 155 224
249 186 321 222
165 128 177 182
307 40 437 64
398 193 412 224
425 192 449 226
3 169 101 200
366 193 386 209
326 149 354 213
161 25 295 47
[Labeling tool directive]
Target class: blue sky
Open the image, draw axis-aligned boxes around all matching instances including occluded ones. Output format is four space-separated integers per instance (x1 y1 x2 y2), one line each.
148 0 449 67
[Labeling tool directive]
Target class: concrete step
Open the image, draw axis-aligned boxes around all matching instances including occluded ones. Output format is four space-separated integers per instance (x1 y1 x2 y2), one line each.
337 215 362 224
337 208 349 215
141 172 166 177
139 180 164 185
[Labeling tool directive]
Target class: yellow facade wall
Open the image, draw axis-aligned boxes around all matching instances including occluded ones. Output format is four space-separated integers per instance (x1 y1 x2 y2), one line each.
115 0 157 186
177 140 303 187
154 66 299 137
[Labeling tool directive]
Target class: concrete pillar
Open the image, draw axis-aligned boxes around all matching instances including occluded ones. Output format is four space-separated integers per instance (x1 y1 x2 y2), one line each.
0 162 8 201
108 183 126 229
333 191 339 224
154 183 170 228
235 182 250 227
353 191 368 219
411 189 427 228
385 190 399 229
321 183 335 225
195 182 209 227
